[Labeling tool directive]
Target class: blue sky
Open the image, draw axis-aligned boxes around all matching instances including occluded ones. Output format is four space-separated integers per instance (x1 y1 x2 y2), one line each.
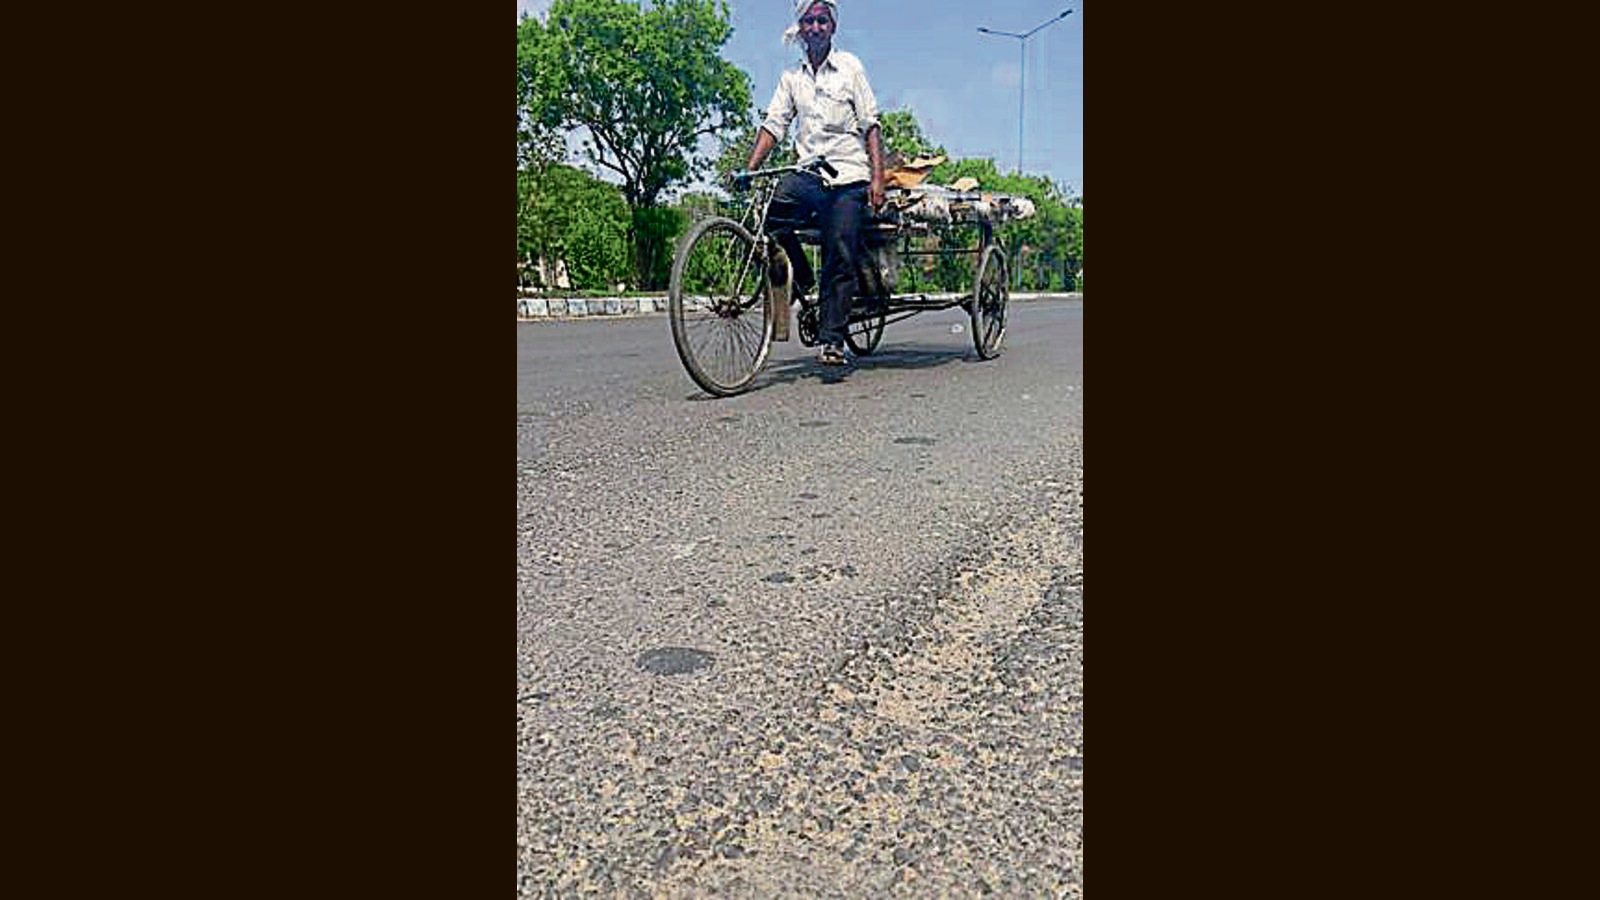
518 1 1083 195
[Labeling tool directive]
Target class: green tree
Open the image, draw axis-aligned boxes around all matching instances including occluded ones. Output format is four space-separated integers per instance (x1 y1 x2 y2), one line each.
519 0 750 287
565 205 630 290
1063 195 1083 289
516 56 561 174
517 168 544 284
878 109 943 162
1002 178 1081 291
674 189 728 223
518 164 632 292
632 206 688 291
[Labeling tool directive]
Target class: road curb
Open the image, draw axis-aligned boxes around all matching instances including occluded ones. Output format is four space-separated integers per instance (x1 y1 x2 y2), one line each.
516 292 1080 321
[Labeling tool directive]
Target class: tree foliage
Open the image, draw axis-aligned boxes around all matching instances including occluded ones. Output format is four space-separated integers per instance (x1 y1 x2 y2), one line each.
518 164 631 291
675 190 727 223
632 206 688 290
878 109 942 162
519 0 750 211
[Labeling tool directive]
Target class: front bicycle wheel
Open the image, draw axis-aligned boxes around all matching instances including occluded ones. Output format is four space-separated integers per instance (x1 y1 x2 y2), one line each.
669 217 774 397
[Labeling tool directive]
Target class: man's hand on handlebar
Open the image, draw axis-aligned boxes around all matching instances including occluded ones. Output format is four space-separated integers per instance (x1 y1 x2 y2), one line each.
727 170 753 192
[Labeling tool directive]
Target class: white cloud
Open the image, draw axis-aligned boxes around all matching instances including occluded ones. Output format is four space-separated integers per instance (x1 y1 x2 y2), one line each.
991 61 1020 90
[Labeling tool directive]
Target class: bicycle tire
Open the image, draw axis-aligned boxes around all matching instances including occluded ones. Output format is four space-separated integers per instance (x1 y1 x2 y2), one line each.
846 260 888 356
970 244 1008 359
669 217 775 397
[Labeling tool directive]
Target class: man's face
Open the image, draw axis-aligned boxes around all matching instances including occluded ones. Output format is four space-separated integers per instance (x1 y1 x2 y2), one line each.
799 3 834 53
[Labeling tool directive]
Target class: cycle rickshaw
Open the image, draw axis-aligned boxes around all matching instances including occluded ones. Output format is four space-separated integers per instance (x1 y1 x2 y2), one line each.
667 157 1035 397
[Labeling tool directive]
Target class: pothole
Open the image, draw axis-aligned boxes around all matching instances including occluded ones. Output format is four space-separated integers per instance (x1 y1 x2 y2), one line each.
637 647 715 676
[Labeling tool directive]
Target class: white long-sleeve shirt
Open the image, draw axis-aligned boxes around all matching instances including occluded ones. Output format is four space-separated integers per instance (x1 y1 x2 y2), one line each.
760 49 880 187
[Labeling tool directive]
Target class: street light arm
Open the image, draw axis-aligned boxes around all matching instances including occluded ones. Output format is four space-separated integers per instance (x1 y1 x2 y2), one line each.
1022 9 1074 39
982 10 1073 39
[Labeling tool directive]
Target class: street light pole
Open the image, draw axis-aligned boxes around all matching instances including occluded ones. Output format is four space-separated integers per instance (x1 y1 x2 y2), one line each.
1017 38 1025 177
978 9 1074 175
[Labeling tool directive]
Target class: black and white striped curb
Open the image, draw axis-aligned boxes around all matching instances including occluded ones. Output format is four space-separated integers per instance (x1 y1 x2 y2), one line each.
516 292 1080 320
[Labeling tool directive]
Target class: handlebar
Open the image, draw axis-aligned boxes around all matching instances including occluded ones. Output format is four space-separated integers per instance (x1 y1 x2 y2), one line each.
731 155 838 189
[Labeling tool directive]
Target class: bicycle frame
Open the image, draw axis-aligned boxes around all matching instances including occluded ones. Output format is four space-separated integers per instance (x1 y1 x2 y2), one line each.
728 160 820 259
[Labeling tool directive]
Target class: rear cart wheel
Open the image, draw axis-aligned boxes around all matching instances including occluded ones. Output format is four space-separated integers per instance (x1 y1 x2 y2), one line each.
970 244 1009 359
668 217 774 396
846 254 889 355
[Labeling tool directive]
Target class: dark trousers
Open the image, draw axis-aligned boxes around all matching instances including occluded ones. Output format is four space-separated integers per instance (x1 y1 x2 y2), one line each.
765 173 867 347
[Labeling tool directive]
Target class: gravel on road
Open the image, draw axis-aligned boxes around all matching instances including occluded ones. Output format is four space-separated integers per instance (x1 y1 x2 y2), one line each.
518 299 1083 897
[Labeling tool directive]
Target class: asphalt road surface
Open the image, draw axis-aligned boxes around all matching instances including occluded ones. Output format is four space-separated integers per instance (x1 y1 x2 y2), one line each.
517 297 1083 897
